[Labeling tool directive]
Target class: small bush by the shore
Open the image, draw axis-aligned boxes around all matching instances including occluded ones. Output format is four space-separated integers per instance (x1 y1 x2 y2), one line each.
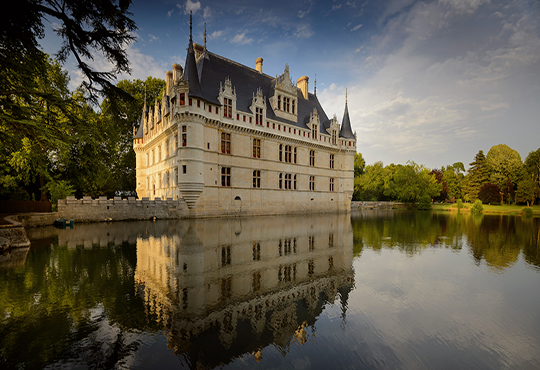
471 200 484 214
523 207 533 217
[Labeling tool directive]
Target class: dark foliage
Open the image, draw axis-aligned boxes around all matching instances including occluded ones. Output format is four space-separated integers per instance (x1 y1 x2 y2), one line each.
478 183 502 205
429 168 448 202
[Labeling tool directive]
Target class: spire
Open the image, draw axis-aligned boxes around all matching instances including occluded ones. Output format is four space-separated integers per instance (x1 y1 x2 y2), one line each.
339 89 355 139
188 11 193 52
184 11 205 99
143 85 147 112
204 22 207 49
314 74 317 96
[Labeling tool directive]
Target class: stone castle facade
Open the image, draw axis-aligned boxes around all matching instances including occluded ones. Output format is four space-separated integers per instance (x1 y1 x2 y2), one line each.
133 20 357 217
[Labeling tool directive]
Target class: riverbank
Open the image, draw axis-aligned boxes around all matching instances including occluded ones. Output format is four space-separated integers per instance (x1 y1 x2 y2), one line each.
432 203 540 216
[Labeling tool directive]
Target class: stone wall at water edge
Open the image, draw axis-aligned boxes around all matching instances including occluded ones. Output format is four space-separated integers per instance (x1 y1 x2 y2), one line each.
58 196 188 222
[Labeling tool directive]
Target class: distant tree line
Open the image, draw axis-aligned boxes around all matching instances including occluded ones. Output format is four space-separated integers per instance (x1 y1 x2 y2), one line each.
353 145 540 206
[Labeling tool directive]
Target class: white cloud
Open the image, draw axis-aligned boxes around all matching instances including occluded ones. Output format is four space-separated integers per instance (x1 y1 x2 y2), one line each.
351 24 363 31
298 10 309 18
182 0 201 14
167 9 175 17
295 24 314 38
148 34 159 42
209 30 223 39
203 6 212 19
231 31 253 45
331 4 342 11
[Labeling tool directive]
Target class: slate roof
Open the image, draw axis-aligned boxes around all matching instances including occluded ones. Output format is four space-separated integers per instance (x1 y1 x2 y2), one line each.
339 101 355 139
194 50 333 135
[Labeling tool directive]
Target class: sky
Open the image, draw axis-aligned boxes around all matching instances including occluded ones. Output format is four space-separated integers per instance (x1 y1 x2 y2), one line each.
40 0 540 170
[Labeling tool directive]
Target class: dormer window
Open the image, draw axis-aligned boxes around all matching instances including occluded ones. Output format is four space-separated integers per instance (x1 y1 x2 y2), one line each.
256 107 263 125
292 100 295 114
278 96 281 110
312 124 318 140
180 93 185 105
224 98 232 118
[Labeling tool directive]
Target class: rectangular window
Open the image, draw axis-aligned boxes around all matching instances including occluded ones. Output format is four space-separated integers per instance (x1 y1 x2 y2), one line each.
182 125 187 147
285 145 292 163
180 93 185 105
278 95 281 110
330 154 334 169
189 98 192 106
183 165 186 174
330 178 335 192
209 105 212 113
312 125 318 140
279 144 283 162
255 107 263 125
197 100 200 108
279 173 283 189
310 150 315 167
294 174 297 190
221 167 231 187
332 131 337 145
253 138 261 158
294 147 297 163
309 176 315 191
253 170 261 188
309 236 315 251
215 107 218 114
224 98 232 118
285 173 292 190
292 100 295 114
221 132 231 154
237 113 239 120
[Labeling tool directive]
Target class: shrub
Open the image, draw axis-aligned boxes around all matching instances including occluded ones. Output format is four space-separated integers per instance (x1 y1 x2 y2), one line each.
523 207 533 218
456 199 463 210
44 180 75 205
478 183 502 205
471 199 484 214
417 194 432 210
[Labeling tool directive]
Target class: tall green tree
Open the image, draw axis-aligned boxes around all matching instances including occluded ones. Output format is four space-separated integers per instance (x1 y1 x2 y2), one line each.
441 162 465 200
486 144 524 190
99 77 166 196
523 148 540 203
465 150 490 202
354 152 365 177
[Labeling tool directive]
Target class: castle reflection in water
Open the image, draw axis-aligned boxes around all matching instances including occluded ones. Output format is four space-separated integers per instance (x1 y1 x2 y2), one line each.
133 214 354 364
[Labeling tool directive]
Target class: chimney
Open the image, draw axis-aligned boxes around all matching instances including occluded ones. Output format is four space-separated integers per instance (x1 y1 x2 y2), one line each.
255 57 263 73
166 70 173 96
297 76 309 99
172 63 183 82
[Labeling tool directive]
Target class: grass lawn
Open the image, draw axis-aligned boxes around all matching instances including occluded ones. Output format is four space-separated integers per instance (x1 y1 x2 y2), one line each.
432 203 540 216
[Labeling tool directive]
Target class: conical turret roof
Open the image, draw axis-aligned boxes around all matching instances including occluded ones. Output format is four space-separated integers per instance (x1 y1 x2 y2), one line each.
339 93 355 139
184 13 205 100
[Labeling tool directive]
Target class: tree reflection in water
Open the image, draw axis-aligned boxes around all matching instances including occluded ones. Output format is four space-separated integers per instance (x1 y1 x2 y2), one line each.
351 210 540 271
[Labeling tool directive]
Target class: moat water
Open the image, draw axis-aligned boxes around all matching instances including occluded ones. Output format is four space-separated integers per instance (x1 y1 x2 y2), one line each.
1 211 539 369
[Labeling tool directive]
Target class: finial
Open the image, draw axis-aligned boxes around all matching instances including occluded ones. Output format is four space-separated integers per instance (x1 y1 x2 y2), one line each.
314 74 317 96
346 88 348 104
204 22 207 48
144 85 147 110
